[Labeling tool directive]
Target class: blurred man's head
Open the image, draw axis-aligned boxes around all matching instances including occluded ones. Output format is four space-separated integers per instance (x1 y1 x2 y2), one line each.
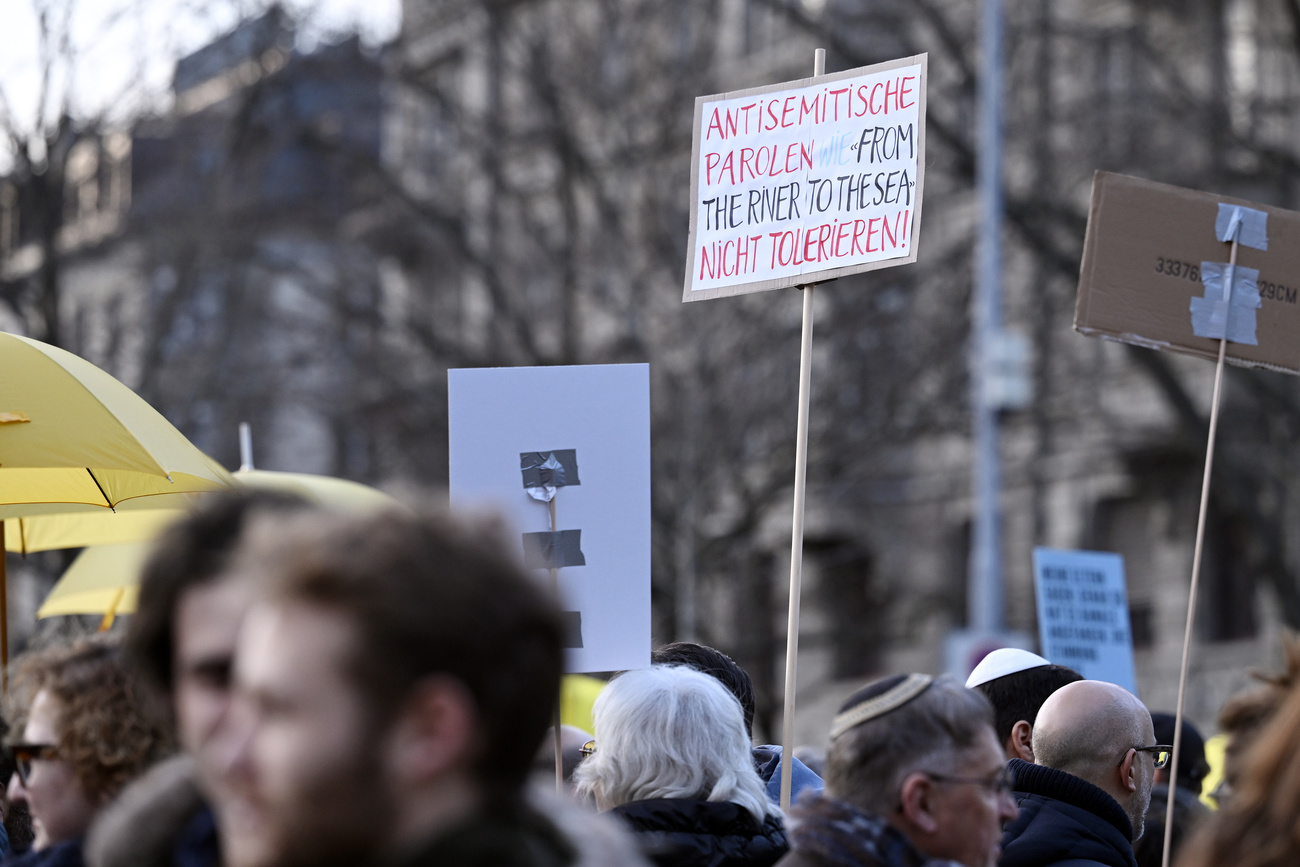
651 642 756 737
126 489 306 768
967 649 1081 762
1213 634 1300 805
211 504 564 867
1032 681 1158 841
823 674 1017 867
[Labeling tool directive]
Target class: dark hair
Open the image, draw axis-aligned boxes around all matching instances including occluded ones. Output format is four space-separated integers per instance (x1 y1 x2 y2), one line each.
973 664 1082 744
652 642 755 736
238 503 565 801
1152 711 1208 791
6 636 175 802
125 490 308 691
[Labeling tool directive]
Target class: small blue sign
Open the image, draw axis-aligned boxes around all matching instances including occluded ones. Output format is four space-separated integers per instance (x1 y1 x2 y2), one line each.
1032 548 1137 695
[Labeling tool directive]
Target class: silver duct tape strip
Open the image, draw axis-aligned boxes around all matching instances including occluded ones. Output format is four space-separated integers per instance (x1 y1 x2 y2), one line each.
1216 203 1268 250
522 529 587 570
1191 262 1261 345
520 449 581 489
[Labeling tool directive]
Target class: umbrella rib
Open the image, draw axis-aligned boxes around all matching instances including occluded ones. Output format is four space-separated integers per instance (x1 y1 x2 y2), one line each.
84 469 117 512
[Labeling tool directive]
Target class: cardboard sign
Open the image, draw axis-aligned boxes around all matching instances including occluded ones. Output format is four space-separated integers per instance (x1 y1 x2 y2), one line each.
1032 548 1137 694
1076 172 1300 374
683 54 927 302
448 364 651 674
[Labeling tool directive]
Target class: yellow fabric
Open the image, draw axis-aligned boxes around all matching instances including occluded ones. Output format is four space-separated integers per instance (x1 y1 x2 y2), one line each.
4 496 193 553
0 332 234 513
6 469 395 554
35 470 397 616
37 541 147 617
1201 732 1226 810
559 674 605 732
232 470 396 510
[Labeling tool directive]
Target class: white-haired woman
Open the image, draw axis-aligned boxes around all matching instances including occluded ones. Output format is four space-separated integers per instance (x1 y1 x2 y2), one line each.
574 665 788 867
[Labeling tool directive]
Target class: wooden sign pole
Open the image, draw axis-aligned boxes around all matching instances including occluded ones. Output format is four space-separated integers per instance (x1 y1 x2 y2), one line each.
548 497 564 794
0 519 6 694
1160 233 1237 867
779 47 825 814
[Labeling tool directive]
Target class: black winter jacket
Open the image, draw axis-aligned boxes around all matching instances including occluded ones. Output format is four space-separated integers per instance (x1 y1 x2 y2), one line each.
7 840 86 867
613 799 789 867
1000 759 1138 867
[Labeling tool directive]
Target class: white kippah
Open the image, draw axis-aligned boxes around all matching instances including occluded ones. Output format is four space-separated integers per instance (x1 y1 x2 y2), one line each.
965 648 1051 688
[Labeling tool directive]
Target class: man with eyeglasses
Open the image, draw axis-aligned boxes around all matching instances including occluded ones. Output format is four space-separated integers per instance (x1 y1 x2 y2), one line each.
776 673 1017 867
1000 680 1162 867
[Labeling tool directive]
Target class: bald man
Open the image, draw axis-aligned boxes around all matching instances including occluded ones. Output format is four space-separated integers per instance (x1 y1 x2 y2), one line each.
999 681 1163 867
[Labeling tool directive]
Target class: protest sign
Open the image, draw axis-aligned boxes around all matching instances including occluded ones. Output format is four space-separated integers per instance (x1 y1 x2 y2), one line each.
448 364 651 674
683 54 927 301
1032 548 1137 694
1071 171 1300 867
1076 171 1300 374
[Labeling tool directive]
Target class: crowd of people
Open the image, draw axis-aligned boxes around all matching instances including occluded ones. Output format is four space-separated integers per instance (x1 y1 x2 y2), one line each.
0 490 1296 867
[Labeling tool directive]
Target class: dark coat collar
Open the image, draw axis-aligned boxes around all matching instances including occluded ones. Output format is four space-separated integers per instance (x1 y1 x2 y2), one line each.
1001 759 1139 867
1007 758 1133 842
613 798 788 867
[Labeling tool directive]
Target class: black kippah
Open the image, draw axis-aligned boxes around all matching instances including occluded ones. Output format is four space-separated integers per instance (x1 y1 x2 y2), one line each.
830 673 933 739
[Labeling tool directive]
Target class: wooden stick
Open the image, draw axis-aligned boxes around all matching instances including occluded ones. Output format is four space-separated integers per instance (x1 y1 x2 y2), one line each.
553 703 563 794
548 496 564 793
0 520 7 694
1161 236 1237 867
781 49 824 811
99 588 125 632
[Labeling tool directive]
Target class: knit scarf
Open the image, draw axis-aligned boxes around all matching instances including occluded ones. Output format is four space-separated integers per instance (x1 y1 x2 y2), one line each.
787 795 964 867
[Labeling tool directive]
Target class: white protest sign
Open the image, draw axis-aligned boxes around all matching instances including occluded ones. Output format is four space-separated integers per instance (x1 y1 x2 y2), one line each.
1032 548 1138 694
448 364 651 674
683 54 927 302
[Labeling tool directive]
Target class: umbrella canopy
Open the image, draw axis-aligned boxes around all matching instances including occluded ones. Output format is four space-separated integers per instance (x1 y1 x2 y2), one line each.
38 469 397 619
37 542 146 620
8 468 395 554
4 494 194 554
0 332 234 510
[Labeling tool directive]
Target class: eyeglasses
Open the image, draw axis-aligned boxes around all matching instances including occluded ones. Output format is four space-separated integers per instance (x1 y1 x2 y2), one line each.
8 743 58 786
1121 745 1173 770
579 740 596 759
924 765 1015 796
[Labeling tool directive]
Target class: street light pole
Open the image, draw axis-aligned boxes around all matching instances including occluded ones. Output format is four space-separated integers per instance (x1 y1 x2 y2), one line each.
970 0 1004 635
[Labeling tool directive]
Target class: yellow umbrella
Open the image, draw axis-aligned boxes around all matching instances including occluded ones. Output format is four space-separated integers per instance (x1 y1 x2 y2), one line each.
5 494 195 554
38 470 397 624
37 542 146 625
0 333 234 511
7 469 395 554
1 332 235 681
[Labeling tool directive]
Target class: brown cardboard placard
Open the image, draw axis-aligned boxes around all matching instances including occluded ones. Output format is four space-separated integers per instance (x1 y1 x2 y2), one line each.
683 54 928 302
1075 171 1300 375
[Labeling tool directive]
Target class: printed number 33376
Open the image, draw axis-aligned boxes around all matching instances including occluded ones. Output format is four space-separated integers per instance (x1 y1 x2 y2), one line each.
1155 257 1200 281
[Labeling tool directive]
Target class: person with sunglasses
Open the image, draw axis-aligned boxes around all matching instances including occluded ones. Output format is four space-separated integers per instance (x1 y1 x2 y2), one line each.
3 636 173 867
1000 680 1163 867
